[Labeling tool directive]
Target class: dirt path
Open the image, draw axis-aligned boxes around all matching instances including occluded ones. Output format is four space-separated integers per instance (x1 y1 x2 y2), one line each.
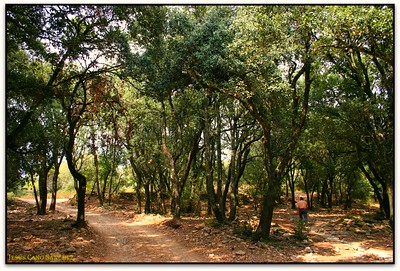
56 202 207 263
14 198 393 263
271 207 393 263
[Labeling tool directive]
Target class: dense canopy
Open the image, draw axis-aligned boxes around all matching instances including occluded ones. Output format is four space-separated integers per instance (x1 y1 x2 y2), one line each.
6 5 393 238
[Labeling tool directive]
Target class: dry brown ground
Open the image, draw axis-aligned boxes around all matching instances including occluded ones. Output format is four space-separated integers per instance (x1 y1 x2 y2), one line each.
6 197 393 263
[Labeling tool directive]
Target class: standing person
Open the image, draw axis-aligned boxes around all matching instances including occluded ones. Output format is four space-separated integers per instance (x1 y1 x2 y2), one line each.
297 196 308 221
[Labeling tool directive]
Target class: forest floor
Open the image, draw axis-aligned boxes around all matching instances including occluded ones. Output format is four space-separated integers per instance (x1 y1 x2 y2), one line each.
6 197 394 263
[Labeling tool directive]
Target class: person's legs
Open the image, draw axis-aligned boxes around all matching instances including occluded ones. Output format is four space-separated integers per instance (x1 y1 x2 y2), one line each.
303 211 308 223
299 209 308 222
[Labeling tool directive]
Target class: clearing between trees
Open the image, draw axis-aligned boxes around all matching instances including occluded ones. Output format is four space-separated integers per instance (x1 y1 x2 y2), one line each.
6 198 393 263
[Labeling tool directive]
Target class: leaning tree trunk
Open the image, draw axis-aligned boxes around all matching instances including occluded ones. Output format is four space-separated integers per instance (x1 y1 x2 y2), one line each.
66 162 87 228
66 141 87 228
65 163 87 228
65 114 87 228
29 169 40 215
256 167 282 239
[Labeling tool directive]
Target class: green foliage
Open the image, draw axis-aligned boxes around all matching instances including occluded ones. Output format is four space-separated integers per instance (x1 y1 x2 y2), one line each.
7 192 16 202
6 5 393 229
294 219 307 241
351 176 372 203
233 222 256 240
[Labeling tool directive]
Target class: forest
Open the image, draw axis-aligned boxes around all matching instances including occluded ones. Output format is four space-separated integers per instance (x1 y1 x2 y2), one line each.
6 4 393 247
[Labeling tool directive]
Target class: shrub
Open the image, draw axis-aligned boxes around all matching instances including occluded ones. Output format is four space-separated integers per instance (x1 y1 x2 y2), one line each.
294 219 307 240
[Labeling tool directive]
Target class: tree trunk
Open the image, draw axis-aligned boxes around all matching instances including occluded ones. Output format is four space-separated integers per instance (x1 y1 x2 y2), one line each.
38 170 48 215
321 179 328 207
216 106 224 215
144 180 151 213
130 157 143 213
288 162 296 209
92 133 103 206
304 174 310 209
360 162 393 228
160 100 181 219
108 170 114 206
177 128 202 210
327 173 334 209
136 176 143 213
76 175 87 228
386 184 393 229
256 172 280 239
204 94 225 223
228 131 237 221
66 120 87 228
49 174 58 212
50 150 64 211
64 78 88 228
29 170 40 215
227 115 240 221
101 169 110 204
229 145 250 221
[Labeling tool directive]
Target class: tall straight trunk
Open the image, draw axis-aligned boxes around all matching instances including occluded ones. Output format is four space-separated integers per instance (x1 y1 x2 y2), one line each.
136 175 143 213
386 184 393 228
76 175 87 227
37 150 54 215
228 118 237 221
92 133 103 206
130 157 143 213
108 171 113 206
216 106 224 214
228 155 237 219
228 160 237 221
177 128 202 203
321 179 328 207
288 162 296 209
108 135 118 206
101 170 110 203
204 94 225 223
50 151 64 211
49 171 58 211
160 100 180 219
327 173 334 209
285 179 289 198
38 170 48 215
144 180 151 213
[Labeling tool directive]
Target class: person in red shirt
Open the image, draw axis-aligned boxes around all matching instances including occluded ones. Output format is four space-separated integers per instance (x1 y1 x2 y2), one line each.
297 197 308 221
